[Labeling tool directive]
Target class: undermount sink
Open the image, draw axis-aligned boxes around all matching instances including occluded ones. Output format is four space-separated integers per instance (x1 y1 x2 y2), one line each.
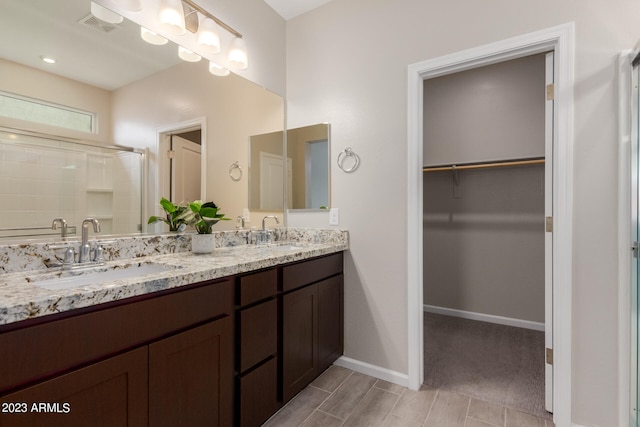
29 262 179 291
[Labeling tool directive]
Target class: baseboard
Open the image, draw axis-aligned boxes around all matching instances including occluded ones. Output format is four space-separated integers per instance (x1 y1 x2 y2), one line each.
424 304 545 331
333 356 409 388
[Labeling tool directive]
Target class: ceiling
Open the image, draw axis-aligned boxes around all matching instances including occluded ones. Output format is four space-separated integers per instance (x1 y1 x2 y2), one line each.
0 0 334 92
0 0 183 91
263 0 335 20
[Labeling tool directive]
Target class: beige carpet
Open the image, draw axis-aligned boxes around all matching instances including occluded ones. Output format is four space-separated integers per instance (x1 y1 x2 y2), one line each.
423 312 551 420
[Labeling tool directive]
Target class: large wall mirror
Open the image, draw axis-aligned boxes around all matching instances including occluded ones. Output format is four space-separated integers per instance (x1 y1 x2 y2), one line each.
249 123 330 211
0 0 284 241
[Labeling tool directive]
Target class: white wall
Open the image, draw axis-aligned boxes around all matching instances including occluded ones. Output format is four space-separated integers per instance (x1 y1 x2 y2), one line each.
286 0 640 425
111 61 284 231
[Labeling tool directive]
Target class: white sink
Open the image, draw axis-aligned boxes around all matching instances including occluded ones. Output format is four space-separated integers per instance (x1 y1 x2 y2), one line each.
30 262 179 291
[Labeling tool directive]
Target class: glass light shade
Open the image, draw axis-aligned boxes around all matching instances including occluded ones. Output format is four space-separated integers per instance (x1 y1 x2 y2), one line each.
178 46 201 62
110 0 142 12
91 2 123 24
158 0 186 36
141 27 168 45
227 37 248 70
209 61 230 77
197 18 220 54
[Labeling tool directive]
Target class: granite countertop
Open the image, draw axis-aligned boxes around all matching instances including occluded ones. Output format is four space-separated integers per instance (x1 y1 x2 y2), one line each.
0 239 347 326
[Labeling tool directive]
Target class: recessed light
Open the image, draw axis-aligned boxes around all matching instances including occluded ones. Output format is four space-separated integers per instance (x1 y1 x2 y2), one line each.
40 56 56 64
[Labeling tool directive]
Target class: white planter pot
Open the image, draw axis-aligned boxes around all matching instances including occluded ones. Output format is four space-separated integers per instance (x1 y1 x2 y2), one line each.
191 233 215 254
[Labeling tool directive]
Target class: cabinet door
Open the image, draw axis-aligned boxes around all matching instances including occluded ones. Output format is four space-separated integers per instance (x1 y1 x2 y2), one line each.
149 317 233 427
0 347 148 427
318 274 344 372
282 285 318 403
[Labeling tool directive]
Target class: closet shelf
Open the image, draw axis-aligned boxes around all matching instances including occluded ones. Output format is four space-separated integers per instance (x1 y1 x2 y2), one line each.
423 157 545 173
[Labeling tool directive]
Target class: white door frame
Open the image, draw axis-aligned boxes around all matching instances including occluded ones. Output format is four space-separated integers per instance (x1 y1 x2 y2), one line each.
407 23 574 426
617 49 634 427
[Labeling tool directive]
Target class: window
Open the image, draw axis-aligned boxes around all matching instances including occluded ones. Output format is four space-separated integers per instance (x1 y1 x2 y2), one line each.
0 92 95 133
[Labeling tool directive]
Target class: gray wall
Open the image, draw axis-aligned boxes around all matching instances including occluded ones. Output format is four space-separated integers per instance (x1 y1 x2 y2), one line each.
423 54 546 166
423 165 545 322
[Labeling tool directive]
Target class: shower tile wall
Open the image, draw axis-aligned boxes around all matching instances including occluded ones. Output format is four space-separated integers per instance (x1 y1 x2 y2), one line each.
0 140 142 237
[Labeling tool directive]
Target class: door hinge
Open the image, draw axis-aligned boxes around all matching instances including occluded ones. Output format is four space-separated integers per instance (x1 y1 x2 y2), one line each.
546 348 553 365
633 242 639 258
545 216 553 233
167 149 176 159
546 84 555 101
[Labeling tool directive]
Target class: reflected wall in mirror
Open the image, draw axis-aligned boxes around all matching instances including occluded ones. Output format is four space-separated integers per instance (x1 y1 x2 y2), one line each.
0 0 285 240
287 123 330 210
249 123 330 211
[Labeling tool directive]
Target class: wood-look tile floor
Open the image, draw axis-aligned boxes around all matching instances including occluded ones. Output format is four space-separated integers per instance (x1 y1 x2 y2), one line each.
263 366 555 427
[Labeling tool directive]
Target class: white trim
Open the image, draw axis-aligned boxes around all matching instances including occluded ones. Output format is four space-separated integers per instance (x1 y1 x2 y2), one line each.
618 50 634 427
407 22 574 427
334 356 409 388
423 305 545 332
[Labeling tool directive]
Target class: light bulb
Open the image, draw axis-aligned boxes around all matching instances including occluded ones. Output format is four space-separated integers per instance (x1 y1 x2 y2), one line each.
197 17 220 54
209 61 230 77
158 0 186 36
227 37 248 70
110 0 142 12
141 27 168 45
91 2 123 24
178 46 201 62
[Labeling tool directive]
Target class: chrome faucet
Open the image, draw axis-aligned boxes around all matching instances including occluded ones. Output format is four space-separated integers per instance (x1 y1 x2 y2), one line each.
262 215 279 230
51 217 68 238
236 215 246 229
79 218 100 263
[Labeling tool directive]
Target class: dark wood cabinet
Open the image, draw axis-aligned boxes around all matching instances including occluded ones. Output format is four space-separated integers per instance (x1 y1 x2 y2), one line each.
149 318 233 427
0 347 148 427
282 283 319 402
235 268 280 427
0 279 234 427
282 252 344 403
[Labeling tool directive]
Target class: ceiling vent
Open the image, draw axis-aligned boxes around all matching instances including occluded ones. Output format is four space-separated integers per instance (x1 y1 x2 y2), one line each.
78 14 119 33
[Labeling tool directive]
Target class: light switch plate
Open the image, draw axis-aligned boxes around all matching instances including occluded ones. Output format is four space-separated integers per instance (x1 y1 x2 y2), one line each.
329 208 339 226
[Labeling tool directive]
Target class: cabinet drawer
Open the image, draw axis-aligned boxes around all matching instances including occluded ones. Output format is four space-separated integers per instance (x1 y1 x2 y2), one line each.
239 269 277 306
240 299 277 372
282 252 343 292
239 357 279 427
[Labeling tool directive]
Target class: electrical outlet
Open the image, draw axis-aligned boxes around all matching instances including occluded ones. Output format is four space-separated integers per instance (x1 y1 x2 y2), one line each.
243 208 251 223
329 208 339 226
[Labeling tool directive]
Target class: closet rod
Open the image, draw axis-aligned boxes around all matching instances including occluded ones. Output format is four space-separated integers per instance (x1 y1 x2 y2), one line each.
422 157 545 173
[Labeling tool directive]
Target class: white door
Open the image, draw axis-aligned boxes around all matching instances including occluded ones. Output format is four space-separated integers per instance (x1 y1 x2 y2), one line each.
171 135 201 203
259 152 291 210
544 51 554 413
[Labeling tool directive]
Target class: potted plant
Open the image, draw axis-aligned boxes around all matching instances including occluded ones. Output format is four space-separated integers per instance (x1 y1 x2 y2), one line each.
188 200 229 254
147 197 191 232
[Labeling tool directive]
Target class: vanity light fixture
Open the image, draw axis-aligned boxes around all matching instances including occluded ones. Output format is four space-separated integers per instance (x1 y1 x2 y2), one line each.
209 61 230 77
140 27 168 45
91 1 123 24
227 37 248 70
158 0 186 35
178 46 201 62
110 0 142 12
197 17 221 54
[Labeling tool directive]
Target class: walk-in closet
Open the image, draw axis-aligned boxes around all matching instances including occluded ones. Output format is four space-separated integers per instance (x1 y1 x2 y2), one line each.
422 52 552 420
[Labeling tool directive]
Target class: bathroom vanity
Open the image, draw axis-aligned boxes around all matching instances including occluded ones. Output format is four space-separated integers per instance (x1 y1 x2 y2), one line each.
0 229 347 426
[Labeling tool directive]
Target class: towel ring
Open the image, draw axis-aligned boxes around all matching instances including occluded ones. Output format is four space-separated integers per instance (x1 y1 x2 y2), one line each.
337 147 360 173
228 161 243 181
